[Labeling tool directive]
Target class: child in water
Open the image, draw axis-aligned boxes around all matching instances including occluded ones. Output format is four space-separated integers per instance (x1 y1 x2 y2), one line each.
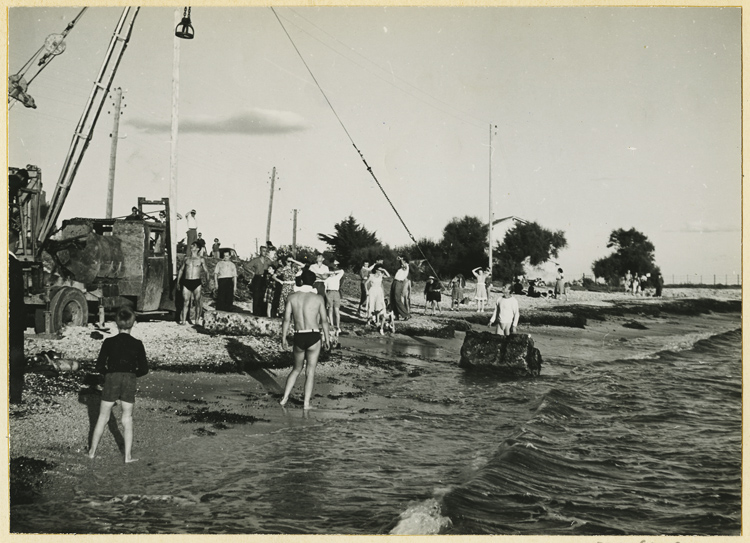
88 306 149 463
381 307 395 335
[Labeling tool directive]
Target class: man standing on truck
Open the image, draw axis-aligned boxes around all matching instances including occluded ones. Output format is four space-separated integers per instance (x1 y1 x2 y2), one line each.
185 209 198 250
177 241 209 325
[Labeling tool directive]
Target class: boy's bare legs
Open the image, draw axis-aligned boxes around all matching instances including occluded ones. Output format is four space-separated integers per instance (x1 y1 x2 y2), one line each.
302 344 321 409
89 400 116 459
280 347 306 406
121 401 138 463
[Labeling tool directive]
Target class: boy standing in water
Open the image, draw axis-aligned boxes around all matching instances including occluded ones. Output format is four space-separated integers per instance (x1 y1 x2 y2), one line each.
488 283 520 336
89 306 149 463
280 269 331 409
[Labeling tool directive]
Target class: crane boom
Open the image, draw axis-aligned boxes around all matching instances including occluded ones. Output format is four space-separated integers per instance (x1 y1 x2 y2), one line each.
37 7 140 246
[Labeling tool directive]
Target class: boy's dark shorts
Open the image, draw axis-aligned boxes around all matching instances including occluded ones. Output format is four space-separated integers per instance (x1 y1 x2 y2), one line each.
102 372 137 404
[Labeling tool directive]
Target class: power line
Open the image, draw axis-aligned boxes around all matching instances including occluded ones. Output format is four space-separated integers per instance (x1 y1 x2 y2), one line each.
279 8 486 130
271 6 445 284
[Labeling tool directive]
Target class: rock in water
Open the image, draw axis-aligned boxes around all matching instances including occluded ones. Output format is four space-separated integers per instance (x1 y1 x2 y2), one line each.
459 331 542 377
202 311 281 337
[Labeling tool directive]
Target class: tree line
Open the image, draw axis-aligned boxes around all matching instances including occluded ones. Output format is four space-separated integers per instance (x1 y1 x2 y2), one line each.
316 215 659 286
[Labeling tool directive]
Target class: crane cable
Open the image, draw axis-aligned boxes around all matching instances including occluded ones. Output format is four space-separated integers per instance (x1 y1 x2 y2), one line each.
270 7 446 287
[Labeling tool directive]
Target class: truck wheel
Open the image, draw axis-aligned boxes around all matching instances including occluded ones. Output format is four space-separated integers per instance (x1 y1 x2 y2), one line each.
49 287 89 331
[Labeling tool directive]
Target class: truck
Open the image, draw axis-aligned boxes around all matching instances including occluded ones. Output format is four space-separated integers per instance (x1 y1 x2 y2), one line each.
9 7 177 334
10 165 176 334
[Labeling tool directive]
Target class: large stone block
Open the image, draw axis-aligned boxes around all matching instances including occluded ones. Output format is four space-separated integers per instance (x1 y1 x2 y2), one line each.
202 310 281 337
459 330 542 377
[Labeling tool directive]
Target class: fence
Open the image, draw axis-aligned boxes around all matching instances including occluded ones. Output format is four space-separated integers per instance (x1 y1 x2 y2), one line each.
579 274 742 287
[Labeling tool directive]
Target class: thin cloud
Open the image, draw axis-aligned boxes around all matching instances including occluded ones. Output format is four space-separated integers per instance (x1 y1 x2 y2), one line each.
667 221 740 233
127 108 311 135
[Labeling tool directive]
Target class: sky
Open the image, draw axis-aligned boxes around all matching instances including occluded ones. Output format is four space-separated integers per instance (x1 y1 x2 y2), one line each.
7 5 742 280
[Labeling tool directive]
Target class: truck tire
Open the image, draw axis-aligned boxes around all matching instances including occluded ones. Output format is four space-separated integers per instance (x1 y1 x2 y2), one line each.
49 287 89 331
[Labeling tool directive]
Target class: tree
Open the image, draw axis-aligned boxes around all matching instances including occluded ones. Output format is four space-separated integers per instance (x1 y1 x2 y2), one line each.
439 216 489 277
592 228 659 285
494 222 567 282
318 216 381 269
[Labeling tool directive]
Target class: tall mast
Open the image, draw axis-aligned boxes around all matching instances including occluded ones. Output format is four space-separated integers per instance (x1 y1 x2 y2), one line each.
169 7 181 271
105 87 123 218
266 166 277 243
488 123 494 278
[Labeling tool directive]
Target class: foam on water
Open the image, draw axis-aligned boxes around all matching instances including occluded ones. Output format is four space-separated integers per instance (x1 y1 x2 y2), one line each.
390 498 452 535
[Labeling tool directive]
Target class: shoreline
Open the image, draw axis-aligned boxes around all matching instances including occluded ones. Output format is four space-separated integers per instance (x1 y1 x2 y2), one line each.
9 287 741 514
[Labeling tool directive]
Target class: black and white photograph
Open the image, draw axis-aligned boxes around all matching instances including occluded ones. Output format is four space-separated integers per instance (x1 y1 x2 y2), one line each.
6 4 742 536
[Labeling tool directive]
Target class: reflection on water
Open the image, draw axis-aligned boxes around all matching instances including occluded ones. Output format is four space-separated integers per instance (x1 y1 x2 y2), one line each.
339 333 461 362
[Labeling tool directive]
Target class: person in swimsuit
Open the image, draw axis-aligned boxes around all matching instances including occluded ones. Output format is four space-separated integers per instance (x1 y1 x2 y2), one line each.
177 242 209 325
280 268 331 410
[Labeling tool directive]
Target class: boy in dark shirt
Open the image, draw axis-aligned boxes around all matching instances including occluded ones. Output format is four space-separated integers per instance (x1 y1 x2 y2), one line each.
88 306 149 463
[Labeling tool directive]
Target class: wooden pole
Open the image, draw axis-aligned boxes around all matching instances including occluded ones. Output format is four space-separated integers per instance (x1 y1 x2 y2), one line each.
105 87 123 219
292 208 298 258
488 123 493 278
266 167 276 244
169 8 181 273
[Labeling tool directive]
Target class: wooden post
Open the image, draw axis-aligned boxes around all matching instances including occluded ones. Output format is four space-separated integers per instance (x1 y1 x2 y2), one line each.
169 8 181 273
292 208 298 258
266 166 276 244
105 87 123 219
488 123 493 278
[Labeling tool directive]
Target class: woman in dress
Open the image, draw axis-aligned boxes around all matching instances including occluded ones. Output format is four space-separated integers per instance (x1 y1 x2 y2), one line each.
423 276 442 315
449 274 465 311
365 264 390 324
472 267 489 312
554 267 567 301
275 254 301 317
263 264 280 318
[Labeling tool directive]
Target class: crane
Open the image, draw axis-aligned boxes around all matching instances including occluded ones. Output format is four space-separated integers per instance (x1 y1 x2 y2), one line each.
37 7 140 246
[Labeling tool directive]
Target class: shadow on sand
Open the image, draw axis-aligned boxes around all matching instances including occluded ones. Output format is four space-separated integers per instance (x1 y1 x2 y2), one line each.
225 338 285 395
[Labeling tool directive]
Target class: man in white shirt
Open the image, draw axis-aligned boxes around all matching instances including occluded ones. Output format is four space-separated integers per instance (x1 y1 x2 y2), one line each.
309 253 330 305
324 259 345 336
185 209 198 249
488 283 520 336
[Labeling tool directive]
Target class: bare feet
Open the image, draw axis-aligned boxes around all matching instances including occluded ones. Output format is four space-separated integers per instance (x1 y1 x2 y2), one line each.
125 458 139 464
303 403 313 410
87 451 96 459
279 397 288 406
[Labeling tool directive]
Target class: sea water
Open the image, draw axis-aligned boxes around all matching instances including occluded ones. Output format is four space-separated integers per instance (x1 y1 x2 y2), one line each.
10 313 741 535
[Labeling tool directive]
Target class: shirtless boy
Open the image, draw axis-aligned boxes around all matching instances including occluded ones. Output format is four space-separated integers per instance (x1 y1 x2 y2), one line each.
177 242 209 324
280 269 331 409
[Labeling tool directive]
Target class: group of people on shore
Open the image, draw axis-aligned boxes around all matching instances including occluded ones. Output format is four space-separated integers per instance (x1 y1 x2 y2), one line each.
624 270 664 297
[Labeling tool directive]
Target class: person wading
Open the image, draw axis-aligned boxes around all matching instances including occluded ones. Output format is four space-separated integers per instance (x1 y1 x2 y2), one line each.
279 269 331 410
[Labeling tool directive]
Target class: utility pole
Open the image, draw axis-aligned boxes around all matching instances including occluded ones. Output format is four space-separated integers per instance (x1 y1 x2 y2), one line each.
266 167 276 244
292 208 298 258
105 87 123 218
169 7 182 273
488 124 496 278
